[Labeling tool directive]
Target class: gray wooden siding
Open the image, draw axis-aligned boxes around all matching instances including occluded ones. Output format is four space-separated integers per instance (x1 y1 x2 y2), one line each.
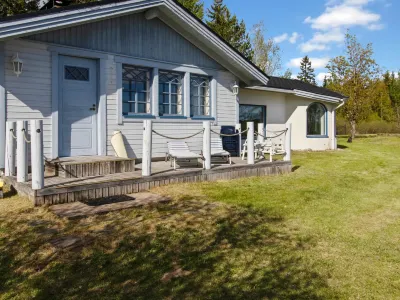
5 40 53 158
5 36 237 160
25 13 224 71
105 60 237 158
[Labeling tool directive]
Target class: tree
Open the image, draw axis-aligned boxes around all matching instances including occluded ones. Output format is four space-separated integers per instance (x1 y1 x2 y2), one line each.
282 69 293 79
206 0 253 60
0 0 39 17
177 0 204 20
326 33 380 142
251 21 281 75
297 56 316 85
383 71 400 126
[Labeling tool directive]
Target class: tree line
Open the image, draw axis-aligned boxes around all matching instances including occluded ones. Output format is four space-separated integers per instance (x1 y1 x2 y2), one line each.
2 0 398 140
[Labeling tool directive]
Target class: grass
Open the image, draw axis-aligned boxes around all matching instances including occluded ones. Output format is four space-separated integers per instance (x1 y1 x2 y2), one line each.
1 137 400 299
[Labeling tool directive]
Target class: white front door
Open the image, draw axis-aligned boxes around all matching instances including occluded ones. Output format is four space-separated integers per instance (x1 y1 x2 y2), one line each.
59 56 98 157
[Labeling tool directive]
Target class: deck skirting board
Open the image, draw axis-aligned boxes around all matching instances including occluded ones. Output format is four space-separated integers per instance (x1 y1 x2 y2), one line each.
4 161 292 206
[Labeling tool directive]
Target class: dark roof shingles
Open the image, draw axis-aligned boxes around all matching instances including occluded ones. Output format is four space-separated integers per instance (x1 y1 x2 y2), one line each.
267 76 345 99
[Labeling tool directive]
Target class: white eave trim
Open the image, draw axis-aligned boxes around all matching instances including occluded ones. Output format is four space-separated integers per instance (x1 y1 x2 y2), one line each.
245 86 345 103
0 0 269 85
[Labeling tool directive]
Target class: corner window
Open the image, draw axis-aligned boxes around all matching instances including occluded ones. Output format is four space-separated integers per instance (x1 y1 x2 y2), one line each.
122 65 151 115
307 102 327 136
159 71 183 116
190 75 211 117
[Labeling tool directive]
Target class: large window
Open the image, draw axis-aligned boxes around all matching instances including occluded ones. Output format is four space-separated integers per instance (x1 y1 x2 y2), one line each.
239 105 266 136
122 65 151 115
190 75 211 117
159 71 183 116
307 102 327 136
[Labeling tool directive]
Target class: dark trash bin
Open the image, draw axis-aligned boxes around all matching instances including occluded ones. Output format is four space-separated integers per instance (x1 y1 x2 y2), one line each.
220 126 240 157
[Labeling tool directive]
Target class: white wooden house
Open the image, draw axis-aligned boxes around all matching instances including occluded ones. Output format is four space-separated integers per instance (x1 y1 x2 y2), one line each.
0 0 347 171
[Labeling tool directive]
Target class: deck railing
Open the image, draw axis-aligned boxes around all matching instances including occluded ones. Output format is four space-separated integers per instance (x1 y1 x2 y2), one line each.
4 120 44 190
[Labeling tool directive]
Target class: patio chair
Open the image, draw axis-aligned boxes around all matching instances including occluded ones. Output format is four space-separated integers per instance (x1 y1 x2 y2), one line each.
166 141 203 170
241 139 262 160
211 138 232 165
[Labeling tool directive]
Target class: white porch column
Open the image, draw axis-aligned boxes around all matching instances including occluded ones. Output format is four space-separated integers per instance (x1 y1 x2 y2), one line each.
142 120 153 177
203 121 211 170
0 42 5 171
5 122 16 176
247 122 255 165
31 120 44 190
17 121 28 182
284 123 292 162
257 123 265 144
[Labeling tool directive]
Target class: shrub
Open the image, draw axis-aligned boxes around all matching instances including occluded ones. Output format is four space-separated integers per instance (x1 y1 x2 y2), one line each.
337 119 400 135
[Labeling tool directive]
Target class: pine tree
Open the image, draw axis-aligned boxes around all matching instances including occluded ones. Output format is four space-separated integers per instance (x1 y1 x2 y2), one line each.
297 56 316 85
177 0 204 20
0 0 40 17
206 0 253 60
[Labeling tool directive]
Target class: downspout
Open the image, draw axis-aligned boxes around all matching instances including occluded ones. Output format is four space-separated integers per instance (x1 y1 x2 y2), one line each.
331 99 346 150
0 42 5 173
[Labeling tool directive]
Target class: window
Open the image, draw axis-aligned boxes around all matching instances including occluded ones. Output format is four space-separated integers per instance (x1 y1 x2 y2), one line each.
190 75 211 117
159 71 183 116
122 65 151 115
307 102 327 136
65 66 89 81
239 105 266 137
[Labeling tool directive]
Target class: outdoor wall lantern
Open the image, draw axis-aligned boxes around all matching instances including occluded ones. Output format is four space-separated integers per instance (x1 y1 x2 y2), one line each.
11 53 23 77
232 82 239 96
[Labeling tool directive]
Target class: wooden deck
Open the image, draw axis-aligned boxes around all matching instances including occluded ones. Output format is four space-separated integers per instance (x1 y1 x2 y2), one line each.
4 157 292 206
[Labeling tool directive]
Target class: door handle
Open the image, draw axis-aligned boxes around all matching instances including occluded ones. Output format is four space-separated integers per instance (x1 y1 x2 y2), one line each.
89 104 96 111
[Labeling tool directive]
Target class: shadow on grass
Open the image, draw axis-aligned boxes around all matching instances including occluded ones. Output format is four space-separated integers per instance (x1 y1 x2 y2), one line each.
0 200 336 299
292 165 301 172
337 144 349 149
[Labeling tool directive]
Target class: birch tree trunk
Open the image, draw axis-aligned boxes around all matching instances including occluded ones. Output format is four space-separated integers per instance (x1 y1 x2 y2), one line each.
348 120 356 143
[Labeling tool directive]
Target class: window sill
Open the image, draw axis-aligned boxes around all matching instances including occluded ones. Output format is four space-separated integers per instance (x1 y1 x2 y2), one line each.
307 135 329 139
191 116 215 121
159 115 187 119
123 115 156 119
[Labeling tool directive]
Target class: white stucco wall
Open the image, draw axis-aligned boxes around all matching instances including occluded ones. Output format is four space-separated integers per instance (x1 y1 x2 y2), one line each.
240 88 336 150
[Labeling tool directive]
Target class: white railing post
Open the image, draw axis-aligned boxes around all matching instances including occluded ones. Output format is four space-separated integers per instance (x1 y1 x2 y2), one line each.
5 122 16 176
235 123 242 157
142 120 152 177
257 123 265 144
203 121 211 170
247 121 255 165
284 123 292 161
17 121 28 182
31 120 44 190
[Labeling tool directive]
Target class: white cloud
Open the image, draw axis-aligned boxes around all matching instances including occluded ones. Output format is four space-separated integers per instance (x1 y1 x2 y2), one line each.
289 32 301 44
304 4 381 30
301 0 383 53
273 33 288 43
299 42 329 53
287 57 331 69
367 23 384 30
316 72 332 83
299 28 344 53
273 32 301 44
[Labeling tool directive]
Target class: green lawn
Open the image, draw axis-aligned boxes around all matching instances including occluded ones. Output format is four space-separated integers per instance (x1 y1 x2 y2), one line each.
0 137 399 299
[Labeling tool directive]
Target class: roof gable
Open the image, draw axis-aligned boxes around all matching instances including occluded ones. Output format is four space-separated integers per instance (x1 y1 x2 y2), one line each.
0 0 269 85
24 12 225 71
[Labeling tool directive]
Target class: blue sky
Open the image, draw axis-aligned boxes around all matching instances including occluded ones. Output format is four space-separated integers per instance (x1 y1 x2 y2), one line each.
202 0 400 83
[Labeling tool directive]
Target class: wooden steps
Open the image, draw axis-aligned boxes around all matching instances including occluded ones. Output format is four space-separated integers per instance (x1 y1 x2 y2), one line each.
45 156 136 179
